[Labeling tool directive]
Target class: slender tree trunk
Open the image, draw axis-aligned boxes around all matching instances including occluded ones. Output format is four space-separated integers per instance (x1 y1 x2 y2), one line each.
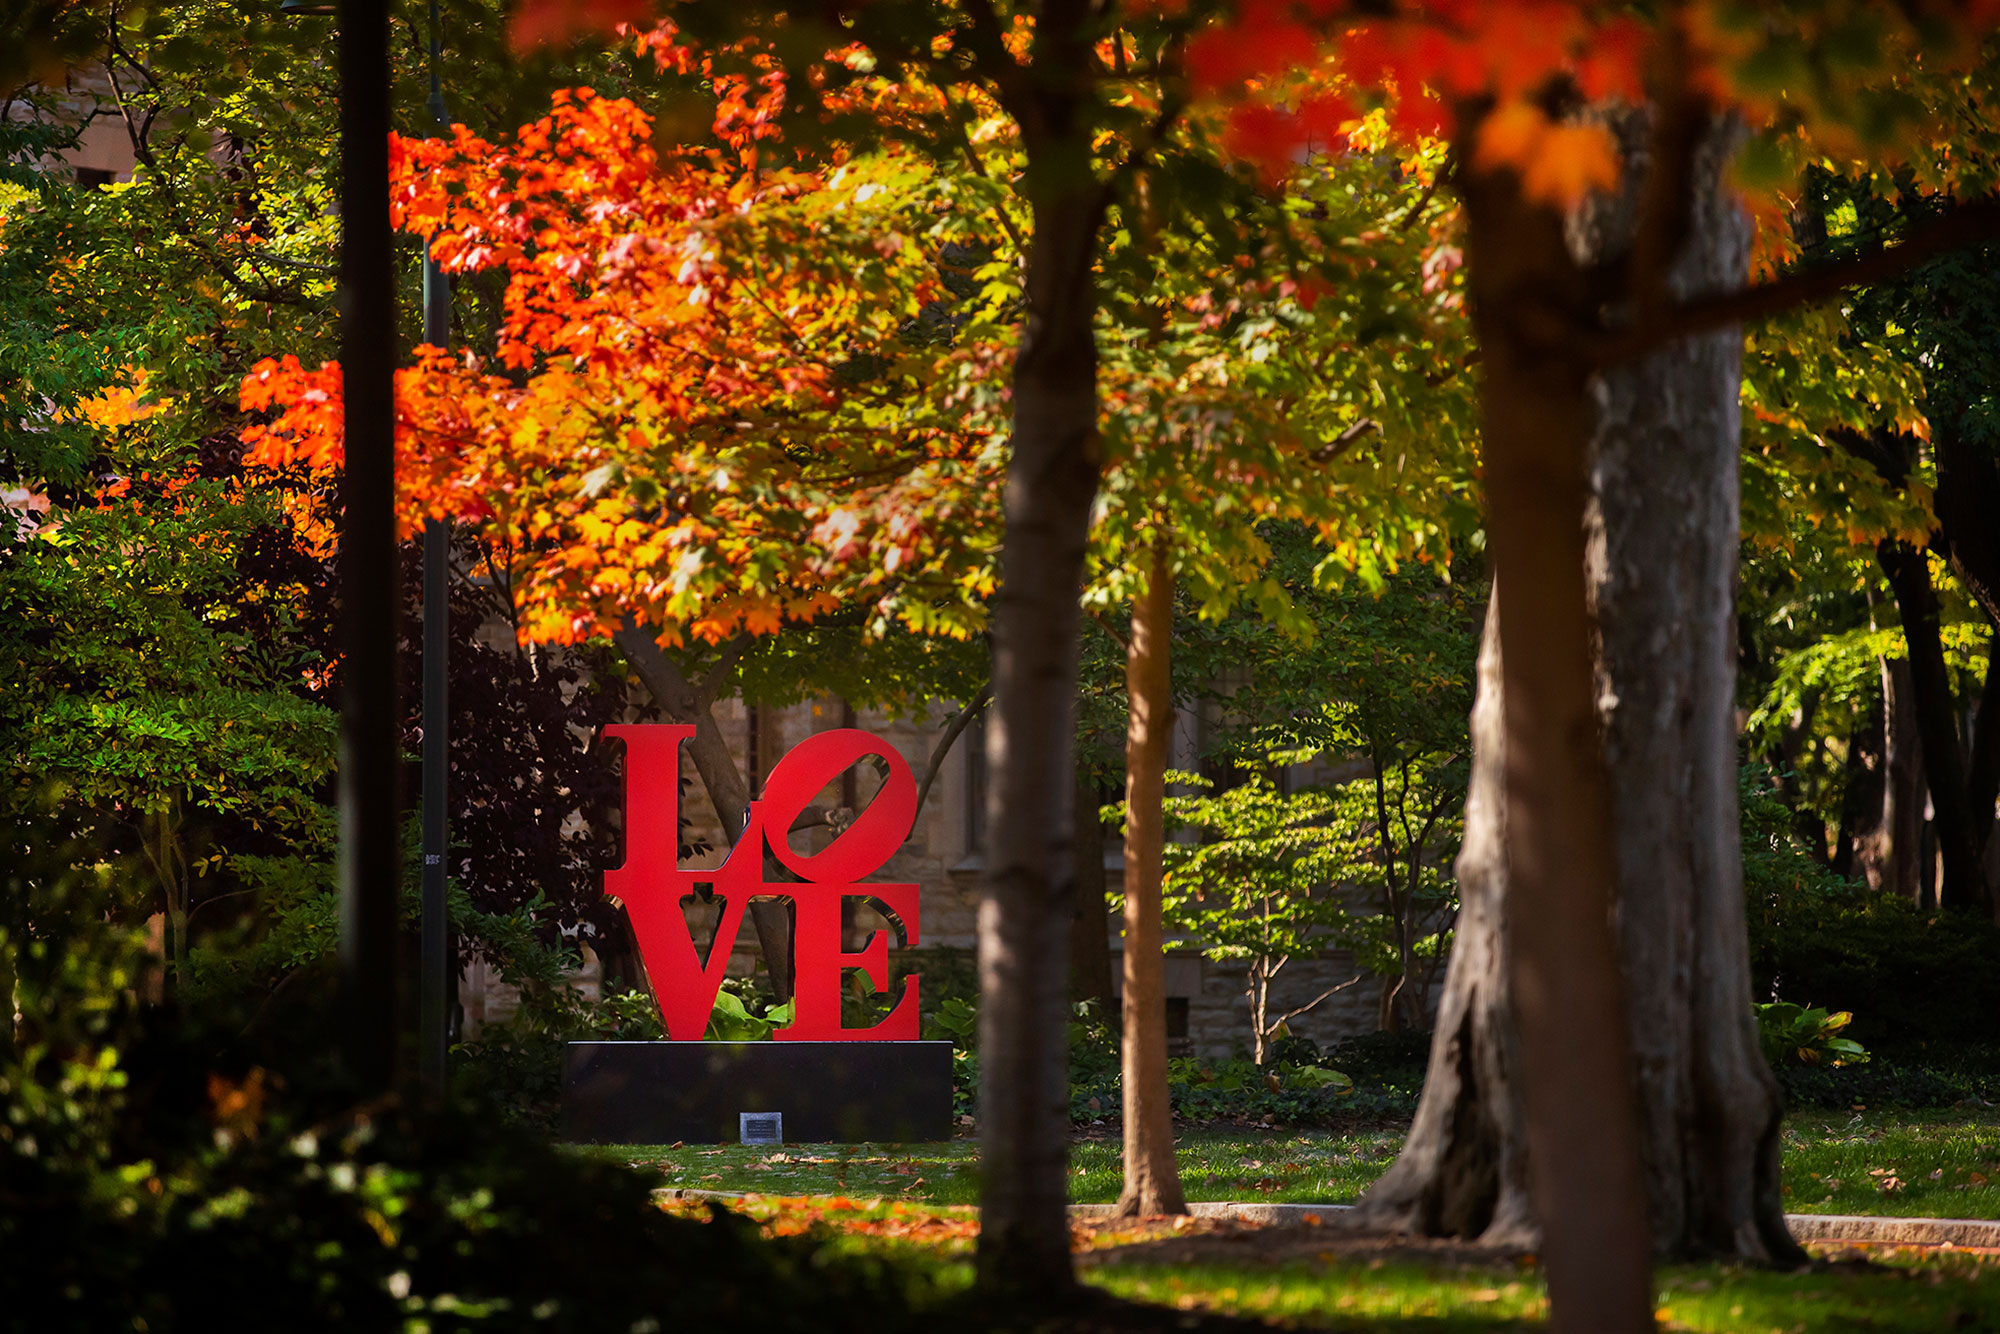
975 129 1104 1291
615 626 795 1001
1967 627 2000 861
1115 543 1186 1218
1069 769 1114 1007
1832 697 1884 879
1364 115 1801 1269
1872 656 1926 901
1456 150 1654 1332
1879 540 1994 916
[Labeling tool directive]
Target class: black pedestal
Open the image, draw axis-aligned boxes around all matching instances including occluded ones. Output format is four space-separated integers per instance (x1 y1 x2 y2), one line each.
562 1041 955 1144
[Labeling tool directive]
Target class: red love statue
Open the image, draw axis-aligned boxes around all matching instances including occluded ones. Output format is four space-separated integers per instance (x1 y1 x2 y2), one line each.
603 725 921 1042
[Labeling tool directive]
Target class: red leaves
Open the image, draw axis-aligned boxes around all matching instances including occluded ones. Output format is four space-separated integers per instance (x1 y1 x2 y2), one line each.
508 0 653 54
242 86 981 651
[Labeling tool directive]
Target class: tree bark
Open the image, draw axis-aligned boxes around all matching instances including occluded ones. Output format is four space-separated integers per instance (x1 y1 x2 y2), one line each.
1878 540 1994 917
975 58 1105 1284
1967 628 2000 861
1355 594 1537 1247
1582 123 1799 1260
614 625 795 1001
1454 135 1654 1331
1830 698 1883 879
1114 543 1187 1219
1069 768 1114 1007
1365 110 1801 1289
1868 656 1926 901
1935 415 2000 629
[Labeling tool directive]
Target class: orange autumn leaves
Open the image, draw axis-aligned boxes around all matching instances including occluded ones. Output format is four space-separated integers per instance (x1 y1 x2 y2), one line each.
1175 0 1997 209
239 90 987 647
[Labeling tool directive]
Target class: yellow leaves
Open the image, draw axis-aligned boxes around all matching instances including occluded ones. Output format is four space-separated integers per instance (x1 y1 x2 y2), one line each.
64 367 168 429
1473 101 1620 208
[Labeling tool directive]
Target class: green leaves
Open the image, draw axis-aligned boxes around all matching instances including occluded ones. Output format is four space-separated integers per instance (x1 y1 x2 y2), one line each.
1756 1001 1872 1069
704 986 798 1041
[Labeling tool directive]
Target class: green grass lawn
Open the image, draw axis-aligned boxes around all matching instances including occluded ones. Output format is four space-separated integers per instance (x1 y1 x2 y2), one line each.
582 1109 2000 1219
584 1127 1406 1207
1780 1109 2000 1218
1084 1254 2000 1332
653 1193 2000 1332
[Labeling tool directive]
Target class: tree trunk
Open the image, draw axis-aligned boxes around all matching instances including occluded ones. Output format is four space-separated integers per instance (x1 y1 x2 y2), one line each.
1069 769 1114 1007
1968 628 2000 862
1114 543 1187 1219
974 124 1104 1290
1831 696 1884 879
1878 540 1994 917
1454 140 1654 1332
1583 125 1799 1261
614 625 794 1001
1357 594 1537 1246
1935 414 2000 629
1869 656 1926 901
1365 115 1800 1271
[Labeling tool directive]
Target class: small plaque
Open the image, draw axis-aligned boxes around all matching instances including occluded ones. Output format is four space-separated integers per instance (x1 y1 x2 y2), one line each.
739 1111 783 1145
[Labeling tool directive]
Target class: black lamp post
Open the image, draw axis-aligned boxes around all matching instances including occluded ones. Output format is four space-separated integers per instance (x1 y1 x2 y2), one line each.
331 0 400 1094
416 0 453 1098
288 0 451 1094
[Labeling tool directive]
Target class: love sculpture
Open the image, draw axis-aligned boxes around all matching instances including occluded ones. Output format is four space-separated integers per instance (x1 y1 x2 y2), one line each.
604 724 921 1041
564 724 952 1146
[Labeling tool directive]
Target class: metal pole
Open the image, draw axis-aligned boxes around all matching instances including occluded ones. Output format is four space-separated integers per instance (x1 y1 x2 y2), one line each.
337 0 399 1094
417 0 453 1096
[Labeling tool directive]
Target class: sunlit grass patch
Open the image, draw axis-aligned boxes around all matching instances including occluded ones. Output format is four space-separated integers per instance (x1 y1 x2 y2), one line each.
1086 1253 2000 1333
581 1109 2000 1223
1780 1108 2000 1219
585 1127 1406 1206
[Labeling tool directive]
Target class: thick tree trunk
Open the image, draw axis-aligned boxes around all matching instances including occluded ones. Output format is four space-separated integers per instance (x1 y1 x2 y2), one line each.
1583 129 1799 1260
1454 141 1654 1331
1935 415 2000 629
1355 594 1537 1247
1365 112 1799 1290
1069 769 1115 1007
1114 544 1187 1219
614 626 795 1001
974 153 1104 1291
1878 540 1994 917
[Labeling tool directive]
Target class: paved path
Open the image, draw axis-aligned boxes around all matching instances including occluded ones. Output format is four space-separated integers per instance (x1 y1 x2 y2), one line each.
1071 1200 2000 1247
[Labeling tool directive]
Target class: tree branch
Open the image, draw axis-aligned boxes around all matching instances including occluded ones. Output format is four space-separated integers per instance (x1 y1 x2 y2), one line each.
696 635 752 712
1271 972 1366 1029
1312 417 1380 464
913 684 992 815
1596 194 2000 367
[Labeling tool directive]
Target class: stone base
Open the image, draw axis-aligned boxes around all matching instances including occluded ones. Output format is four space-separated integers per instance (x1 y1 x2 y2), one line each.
562 1041 955 1144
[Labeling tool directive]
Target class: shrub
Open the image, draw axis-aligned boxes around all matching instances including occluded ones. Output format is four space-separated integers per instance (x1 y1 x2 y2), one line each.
2 815 938 1333
1740 766 2000 1056
1756 1001 1870 1068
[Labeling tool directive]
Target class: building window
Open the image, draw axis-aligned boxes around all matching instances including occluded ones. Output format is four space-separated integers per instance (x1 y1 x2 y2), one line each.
964 711 987 858
1166 997 1193 1059
75 166 115 189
